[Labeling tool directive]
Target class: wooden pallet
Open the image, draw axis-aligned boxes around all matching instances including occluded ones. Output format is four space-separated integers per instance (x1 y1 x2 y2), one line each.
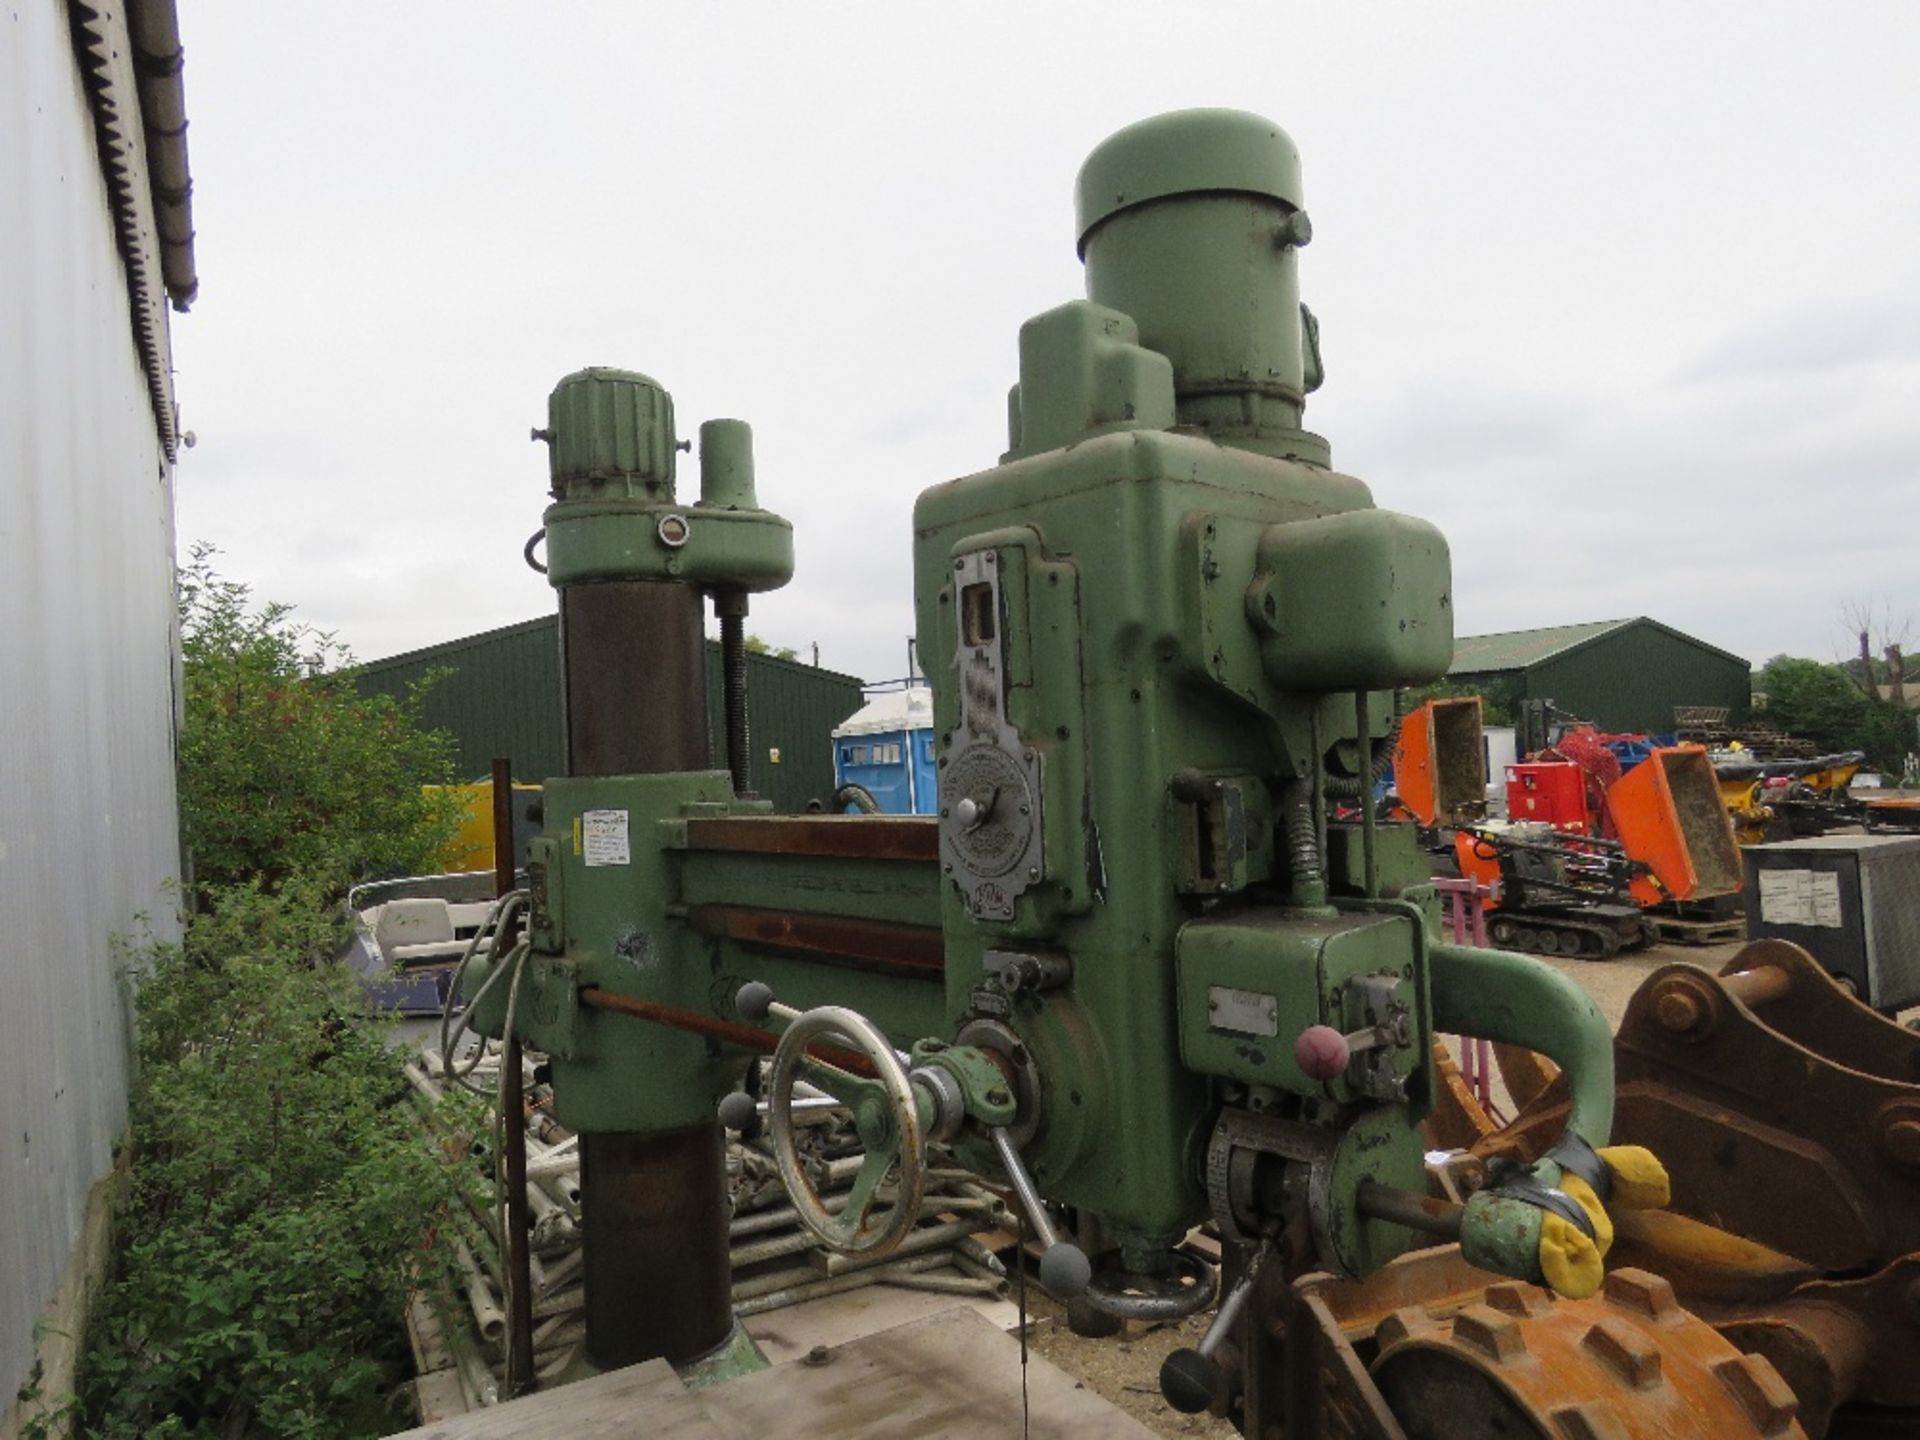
385 1306 1157 1439
1651 914 1747 946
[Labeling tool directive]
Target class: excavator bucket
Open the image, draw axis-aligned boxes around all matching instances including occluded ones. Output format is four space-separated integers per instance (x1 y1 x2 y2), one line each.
1607 745 1743 904
1393 697 1486 826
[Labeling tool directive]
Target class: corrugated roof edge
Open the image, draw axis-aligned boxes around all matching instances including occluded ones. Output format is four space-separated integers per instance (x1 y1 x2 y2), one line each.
354 616 557 676
352 614 864 687
1448 619 1630 674
1450 617 1752 675
67 0 198 460
1534 616 1754 672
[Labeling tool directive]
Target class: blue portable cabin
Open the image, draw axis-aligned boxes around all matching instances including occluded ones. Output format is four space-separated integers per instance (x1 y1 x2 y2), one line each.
832 686 937 814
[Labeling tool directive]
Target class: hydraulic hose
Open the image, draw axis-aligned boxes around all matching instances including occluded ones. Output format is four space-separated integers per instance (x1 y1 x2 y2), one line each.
1322 687 1406 798
1281 776 1326 908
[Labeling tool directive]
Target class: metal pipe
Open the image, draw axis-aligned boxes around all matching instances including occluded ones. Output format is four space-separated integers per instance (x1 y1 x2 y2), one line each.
579 988 878 1077
123 0 198 308
955 1234 1009 1276
493 756 537 1397
1357 688 1378 898
453 1238 506 1343
1355 1181 1465 1239
1428 941 1616 1151
445 1314 500 1409
1724 965 1793 1008
580 1125 733 1368
532 1286 585 1322
733 1253 953 1317
538 1247 583 1295
717 591 753 798
952 1252 1010 1288
882 1271 1009 1297
819 1215 990 1275
729 1183 901 1240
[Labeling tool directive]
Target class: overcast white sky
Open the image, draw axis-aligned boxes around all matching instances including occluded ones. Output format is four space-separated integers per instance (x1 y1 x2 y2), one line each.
169 3 1920 685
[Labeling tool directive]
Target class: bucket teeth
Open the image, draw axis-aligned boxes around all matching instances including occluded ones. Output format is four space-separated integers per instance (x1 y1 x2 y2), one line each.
1374 1305 1444 1349
1453 1303 1530 1363
1713 1353 1801 1437
1600 1268 1681 1323
1485 1280 1555 1319
1580 1317 1664 1390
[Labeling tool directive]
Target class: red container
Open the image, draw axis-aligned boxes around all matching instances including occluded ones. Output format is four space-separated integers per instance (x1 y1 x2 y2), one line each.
1505 762 1591 832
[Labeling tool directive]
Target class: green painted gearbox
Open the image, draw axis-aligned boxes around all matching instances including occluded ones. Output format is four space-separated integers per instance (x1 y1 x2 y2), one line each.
1175 910 1433 1108
537 367 793 593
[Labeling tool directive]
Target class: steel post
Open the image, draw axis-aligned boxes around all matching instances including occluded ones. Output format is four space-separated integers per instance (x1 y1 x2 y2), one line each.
560 580 709 777
580 1126 733 1369
561 567 725 1369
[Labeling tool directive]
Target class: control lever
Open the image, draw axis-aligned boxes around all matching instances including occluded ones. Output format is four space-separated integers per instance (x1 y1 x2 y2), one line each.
989 1126 1091 1299
736 980 913 1068
730 981 929 1254
1158 1242 1271 1414
1294 1016 1410 1082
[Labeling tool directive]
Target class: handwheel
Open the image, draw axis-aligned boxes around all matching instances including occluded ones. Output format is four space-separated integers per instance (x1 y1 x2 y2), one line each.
767 1004 927 1255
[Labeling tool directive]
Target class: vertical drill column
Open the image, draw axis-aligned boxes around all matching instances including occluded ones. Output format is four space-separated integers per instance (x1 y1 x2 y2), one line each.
541 368 734 1370
562 578 731 1370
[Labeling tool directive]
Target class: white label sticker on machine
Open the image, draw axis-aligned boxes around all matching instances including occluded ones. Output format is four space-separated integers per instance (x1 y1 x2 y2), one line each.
1208 986 1279 1037
581 809 631 867
1758 868 1843 928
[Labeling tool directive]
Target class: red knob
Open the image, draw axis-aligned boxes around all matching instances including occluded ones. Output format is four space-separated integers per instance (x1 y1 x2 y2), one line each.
1295 1025 1351 1081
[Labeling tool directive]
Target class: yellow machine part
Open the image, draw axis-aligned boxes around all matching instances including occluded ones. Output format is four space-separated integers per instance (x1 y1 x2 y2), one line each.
428 781 542 873
1717 775 1775 846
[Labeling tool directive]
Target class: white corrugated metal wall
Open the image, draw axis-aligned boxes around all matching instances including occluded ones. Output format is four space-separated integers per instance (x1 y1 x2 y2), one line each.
0 0 184 1404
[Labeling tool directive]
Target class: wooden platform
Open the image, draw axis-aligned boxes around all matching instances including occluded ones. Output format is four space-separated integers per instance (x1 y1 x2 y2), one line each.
384 1306 1158 1439
1650 914 1747 946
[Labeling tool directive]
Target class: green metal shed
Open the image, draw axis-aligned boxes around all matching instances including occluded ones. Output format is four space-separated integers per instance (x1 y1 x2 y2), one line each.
354 617 864 813
1448 617 1751 734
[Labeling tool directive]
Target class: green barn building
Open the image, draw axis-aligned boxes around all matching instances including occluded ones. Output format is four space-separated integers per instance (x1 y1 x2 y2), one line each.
1448 617 1750 735
355 617 865 814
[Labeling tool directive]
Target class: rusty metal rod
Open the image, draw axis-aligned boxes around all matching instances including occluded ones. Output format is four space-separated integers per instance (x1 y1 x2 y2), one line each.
578 988 878 1077
492 756 537 1397
1356 1181 1465 1239
1723 965 1793 1008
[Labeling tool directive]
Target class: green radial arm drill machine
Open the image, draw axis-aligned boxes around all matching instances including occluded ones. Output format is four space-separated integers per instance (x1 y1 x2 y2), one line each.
465 108 1637 1426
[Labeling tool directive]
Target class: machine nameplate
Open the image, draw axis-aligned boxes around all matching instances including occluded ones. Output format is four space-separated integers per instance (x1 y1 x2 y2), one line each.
580 809 632 867
1208 985 1279 1037
969 987 1012 1020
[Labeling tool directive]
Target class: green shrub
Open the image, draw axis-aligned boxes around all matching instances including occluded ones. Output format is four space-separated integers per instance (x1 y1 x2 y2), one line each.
177 544 460 894
1755 655 1919 773
71 551 475 1437
78 885 458 1439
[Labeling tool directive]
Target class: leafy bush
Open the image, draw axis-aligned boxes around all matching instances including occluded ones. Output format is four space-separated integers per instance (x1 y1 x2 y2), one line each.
1755 655 1918 772
77 886 457 1439
178 544 460 894
64 552 473 1437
